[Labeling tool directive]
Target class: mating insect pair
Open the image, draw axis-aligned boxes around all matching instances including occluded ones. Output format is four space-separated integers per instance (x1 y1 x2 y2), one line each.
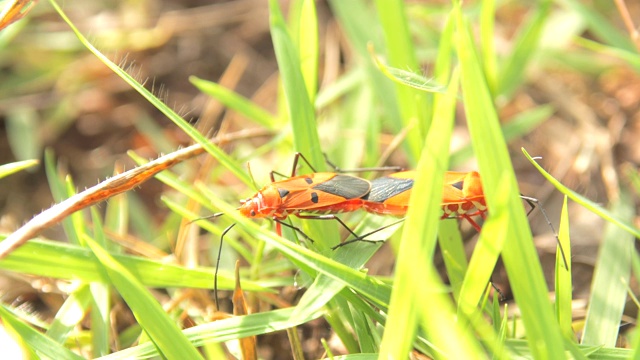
234 153 489 246
207 153 566 307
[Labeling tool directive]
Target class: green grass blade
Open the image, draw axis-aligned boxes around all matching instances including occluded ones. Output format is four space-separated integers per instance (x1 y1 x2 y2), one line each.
380 67 483 358
0 159 38 179
190 76 279 129
0 237 270 292
288 0 319 104
457 177 511 315
556 196 574 341
523 148 640 238
0 303 84 360
83 231 203 359
98 307 325 360
575 37 640 71
269 0 323 170
374 0 428 158
480 0 497 94
437 220 467 302
91 207 114 357
582 191 634 346
45 283 91 344
557 0 638 52
43 150 81 247
371 57 446 94
455 5 566 357
498 2 551 98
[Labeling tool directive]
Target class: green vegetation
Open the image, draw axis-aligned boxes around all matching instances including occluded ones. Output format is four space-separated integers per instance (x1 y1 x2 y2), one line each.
1 0 639 358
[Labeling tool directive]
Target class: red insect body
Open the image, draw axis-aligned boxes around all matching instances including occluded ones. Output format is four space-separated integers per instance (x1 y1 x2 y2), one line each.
238 172 371 220
363 171 488 231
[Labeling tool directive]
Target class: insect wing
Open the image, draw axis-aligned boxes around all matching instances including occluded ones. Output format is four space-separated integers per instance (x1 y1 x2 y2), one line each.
367 174 414 203
280 174 371 210
312 174 371 199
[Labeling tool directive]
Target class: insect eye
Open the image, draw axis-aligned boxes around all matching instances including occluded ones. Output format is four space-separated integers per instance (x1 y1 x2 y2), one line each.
250 210 256 217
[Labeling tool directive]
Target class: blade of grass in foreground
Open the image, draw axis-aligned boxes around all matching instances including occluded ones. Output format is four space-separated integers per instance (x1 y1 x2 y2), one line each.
288 0 319 104
98 307 325 360
555 196 573 341
83 229 203 359
582 191 634 346
0 237 272 292
455 3 565 357
379 67 484 358
0 304 84 359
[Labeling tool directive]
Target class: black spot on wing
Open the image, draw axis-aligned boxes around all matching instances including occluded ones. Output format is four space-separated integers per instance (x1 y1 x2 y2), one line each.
451 180 464 190
311 175 371 199
277 188 290 198
366 176 414 202
304 177 313 184
310 192 319 203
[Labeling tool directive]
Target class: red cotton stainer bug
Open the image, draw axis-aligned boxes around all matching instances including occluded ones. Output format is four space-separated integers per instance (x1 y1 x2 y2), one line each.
235 153 374 241
362 171 488 231
337 170 568 270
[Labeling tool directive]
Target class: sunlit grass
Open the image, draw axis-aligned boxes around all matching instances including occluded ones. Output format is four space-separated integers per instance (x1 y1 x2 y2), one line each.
0 0 639 358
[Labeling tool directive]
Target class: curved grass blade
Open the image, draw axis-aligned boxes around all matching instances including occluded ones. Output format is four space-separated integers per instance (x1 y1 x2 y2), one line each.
582 192 634 346
380 67 484 358
523 148 640 238
456 5 566 356
556 196 574 341
83 231 203 359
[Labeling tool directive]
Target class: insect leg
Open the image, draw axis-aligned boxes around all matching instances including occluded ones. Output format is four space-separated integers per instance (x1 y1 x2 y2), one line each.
322 153 403 173
460 214 483 232
331 218 406 250
295 213 360 238
274 219 315 243
520 195 569 271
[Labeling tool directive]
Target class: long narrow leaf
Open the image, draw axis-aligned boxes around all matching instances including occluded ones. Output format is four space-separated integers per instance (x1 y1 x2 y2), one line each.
83 232 203 359
582 192 634 346
455 4 566 357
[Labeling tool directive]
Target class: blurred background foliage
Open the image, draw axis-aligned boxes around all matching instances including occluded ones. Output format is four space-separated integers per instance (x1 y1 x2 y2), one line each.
1 0 640 358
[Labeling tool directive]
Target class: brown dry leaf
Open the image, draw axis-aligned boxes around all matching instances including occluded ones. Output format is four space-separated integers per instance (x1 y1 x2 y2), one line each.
0 0 36 31
233 260 257 360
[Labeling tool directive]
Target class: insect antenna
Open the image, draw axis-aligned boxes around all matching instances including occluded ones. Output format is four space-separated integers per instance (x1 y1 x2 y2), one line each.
520 195 569 271
187 211 225 224
214 223 236 311
322 153 403 173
